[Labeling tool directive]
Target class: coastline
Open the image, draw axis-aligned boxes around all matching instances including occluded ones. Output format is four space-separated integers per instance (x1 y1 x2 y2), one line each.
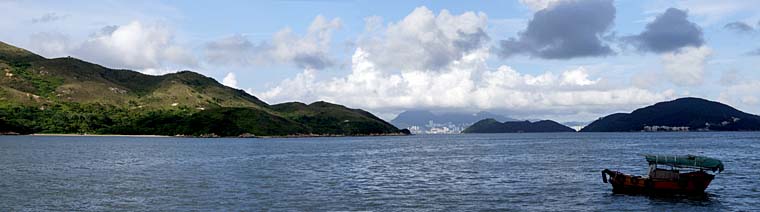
0 132 410 138
255 132 410 138
29 133 172 138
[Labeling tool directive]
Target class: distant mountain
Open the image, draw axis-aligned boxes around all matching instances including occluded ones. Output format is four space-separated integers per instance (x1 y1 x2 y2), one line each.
581 97 760 132
0 41 402 136
462 119 576 133
391 110 516 134
562 121 590 131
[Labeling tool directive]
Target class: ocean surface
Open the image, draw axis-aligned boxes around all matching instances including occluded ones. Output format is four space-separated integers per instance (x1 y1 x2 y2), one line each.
1 132 759 211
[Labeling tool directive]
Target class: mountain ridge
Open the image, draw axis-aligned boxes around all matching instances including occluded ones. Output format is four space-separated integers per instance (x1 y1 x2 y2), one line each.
0 41 402 136
462 119 576 133
581 97 760 132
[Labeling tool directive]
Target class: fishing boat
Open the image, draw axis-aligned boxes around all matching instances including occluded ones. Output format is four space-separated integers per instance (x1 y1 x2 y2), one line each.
601 154 724 195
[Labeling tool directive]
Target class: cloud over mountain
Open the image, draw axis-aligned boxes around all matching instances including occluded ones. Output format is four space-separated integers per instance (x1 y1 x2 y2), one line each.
250 7 683 120
498 0 615 59
660 46 711 86
204 15 341 70
257 47 674 120
222 72 238 89
76 21 197 71
27 21 197 74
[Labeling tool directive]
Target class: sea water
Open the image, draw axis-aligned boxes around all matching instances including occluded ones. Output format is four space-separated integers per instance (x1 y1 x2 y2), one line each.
1 132 758 211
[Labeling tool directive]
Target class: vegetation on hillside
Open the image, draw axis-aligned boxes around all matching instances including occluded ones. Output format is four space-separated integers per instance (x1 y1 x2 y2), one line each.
462 119 576 133
0 101 402 136
581 97 760 132
0 41 403 136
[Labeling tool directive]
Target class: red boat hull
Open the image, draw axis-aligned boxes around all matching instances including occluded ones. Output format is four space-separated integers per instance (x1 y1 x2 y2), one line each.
602 169 714 194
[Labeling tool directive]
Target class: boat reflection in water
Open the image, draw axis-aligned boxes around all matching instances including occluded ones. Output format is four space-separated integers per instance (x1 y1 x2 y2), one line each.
602 154 724 195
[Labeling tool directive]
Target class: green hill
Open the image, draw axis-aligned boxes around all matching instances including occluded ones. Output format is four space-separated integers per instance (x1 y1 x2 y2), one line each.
0 41 403 136
580 97 760 132
462 119 575 133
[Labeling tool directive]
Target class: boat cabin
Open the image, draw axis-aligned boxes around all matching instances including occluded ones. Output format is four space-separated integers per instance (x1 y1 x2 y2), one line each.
648 165 679 180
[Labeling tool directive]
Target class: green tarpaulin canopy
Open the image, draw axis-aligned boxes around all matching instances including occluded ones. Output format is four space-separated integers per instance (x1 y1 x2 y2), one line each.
644 154 724 172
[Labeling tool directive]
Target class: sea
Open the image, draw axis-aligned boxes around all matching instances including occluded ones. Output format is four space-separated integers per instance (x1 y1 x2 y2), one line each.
1 132 758 211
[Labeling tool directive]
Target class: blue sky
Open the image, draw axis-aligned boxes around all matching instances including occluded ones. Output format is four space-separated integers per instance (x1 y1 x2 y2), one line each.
2 0 760 121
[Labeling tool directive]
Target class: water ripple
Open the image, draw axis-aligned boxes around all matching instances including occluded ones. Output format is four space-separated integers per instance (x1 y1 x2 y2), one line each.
0 132 757 211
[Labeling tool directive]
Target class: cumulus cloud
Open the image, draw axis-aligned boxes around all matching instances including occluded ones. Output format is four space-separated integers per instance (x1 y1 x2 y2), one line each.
250 7 680 120
204 15 341 70
660 46 711 86
724 21 754 33
357 6 489 71
498 0 615 59
25 21 197 74
720 80 760 114
73 21 197 71
222 72 238 88
560 67 599 86
256 47 675 119
626 8 704 53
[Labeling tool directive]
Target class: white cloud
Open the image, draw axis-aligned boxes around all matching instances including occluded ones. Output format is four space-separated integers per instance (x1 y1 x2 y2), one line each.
24 21 197 74
660 46 711 86
75 21 197 71
257 47 675 120
140 68 183 76
253 7 680 120
204 15 342 69
364 16 384 32
560 67 600 86
719 80 760 114
358 6 489 71
222 72 238 88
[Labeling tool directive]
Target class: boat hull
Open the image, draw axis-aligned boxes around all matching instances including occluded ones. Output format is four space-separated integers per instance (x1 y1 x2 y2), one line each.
601 169 714 195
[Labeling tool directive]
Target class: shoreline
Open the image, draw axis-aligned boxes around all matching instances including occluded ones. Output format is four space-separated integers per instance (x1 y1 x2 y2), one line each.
29 133 172 138
0 132 410 138
255 132 410 138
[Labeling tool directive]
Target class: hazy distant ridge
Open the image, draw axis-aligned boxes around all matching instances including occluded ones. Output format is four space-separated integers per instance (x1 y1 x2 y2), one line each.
463 119 575 133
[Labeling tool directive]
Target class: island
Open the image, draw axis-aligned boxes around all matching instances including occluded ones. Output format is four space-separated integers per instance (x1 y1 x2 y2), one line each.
391 110 515 134
0 41 406 137
462 119 576 133
580 97 760 132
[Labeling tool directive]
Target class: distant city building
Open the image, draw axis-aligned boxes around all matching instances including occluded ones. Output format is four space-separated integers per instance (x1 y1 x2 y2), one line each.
643 126 690 132
391 110 516 134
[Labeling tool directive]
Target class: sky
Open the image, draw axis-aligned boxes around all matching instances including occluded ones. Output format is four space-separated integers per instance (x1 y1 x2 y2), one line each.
2 0 760 122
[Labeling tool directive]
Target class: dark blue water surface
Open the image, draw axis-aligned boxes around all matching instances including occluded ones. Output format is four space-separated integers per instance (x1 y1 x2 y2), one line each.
1 132 759 211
